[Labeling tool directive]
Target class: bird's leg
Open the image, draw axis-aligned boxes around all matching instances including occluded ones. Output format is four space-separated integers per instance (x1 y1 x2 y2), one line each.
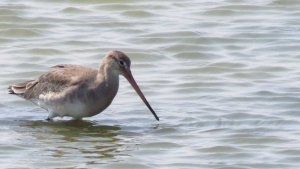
71 117 82 121
46 112 55 121
45 116 53 121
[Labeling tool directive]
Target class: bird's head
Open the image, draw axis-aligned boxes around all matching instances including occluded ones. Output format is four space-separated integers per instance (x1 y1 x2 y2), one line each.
104 50 159 121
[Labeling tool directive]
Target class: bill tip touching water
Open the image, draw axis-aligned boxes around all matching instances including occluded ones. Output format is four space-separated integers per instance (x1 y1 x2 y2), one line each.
8 50 159 121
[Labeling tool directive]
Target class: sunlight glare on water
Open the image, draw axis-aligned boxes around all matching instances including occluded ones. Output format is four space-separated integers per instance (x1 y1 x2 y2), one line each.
1 0 300 168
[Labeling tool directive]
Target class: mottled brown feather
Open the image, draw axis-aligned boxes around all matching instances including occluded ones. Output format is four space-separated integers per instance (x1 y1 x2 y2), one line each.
10 64 98 100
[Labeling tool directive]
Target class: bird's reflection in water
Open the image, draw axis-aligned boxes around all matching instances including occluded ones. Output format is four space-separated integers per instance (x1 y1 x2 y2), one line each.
18 119 129 164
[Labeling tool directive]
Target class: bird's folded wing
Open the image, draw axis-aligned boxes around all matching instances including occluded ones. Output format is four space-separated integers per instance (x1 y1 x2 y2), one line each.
10 64 98 99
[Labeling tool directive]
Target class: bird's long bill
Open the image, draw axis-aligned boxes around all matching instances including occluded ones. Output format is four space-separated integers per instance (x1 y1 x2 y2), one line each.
124 70 159 121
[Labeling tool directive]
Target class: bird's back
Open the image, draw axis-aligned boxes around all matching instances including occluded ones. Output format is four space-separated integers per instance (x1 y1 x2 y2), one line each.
8 64 98 100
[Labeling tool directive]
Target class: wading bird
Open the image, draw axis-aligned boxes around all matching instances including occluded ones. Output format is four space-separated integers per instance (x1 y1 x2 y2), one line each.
8 50 159 121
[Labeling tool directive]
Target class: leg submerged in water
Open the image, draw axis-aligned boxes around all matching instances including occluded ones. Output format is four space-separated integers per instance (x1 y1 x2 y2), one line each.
46 112 56 121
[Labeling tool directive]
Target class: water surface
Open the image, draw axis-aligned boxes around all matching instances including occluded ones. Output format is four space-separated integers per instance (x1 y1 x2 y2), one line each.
1 0 300 168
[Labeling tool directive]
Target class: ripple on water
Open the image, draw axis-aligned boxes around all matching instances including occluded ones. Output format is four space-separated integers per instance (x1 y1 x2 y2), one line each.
26 48 65 55
203 9 236 16
213 4 272 11
1 0 300 168
0 8 18 15
173 51 226 60
101 163 151 169
270 0 300 6
222 133 289 145
122 10 155 17
0 15 29 23
0 28 42 38
60 7 92 14
197 145 242 153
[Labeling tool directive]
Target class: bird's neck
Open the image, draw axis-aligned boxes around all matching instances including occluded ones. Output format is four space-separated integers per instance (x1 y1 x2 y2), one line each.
79 63 119 115
96 61 120 97
99 61 118 81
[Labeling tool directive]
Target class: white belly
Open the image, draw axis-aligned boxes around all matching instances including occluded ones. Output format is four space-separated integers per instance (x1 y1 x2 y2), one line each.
34 88 111 119
33 91 93 119
36 99 91 119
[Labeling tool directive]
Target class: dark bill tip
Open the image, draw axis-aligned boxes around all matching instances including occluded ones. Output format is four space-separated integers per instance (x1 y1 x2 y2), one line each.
124 70 160 121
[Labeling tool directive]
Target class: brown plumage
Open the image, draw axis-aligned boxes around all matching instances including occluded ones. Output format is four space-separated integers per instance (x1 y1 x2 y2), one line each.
8 50 159 121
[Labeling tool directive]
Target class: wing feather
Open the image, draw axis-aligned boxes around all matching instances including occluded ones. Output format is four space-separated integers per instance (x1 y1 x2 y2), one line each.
8 64 98 100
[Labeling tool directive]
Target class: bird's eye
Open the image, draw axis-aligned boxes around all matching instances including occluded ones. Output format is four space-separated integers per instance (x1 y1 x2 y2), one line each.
119 60 125 66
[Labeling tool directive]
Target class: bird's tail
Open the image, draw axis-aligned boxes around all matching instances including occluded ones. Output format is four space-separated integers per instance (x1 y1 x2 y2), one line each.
8 80 37 95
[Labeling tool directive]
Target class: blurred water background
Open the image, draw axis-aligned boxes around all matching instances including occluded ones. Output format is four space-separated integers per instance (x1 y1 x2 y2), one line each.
1 0 300 168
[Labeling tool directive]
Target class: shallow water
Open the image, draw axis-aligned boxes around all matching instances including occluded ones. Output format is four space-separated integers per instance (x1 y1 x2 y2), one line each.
1 0 300 168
